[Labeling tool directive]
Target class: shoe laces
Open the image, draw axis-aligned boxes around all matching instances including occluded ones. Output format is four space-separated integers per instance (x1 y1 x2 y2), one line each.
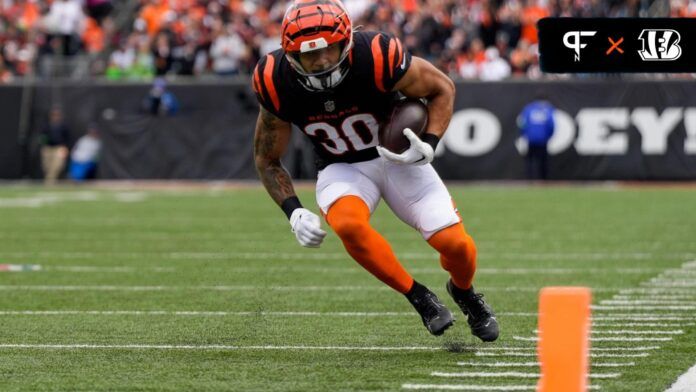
414 292 442 320
460 293 493 320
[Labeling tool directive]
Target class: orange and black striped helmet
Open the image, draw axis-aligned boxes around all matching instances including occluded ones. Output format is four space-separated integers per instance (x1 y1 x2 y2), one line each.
281 0 353 91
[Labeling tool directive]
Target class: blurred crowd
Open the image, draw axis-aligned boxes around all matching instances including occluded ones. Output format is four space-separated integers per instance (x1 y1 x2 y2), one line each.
2 0 696 83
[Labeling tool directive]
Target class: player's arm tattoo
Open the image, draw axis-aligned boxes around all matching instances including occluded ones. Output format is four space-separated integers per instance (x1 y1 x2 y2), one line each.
253 107 296 206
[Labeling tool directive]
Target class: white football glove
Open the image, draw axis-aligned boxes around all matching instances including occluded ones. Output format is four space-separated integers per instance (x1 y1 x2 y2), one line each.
376 128 434 166
289 208 327 248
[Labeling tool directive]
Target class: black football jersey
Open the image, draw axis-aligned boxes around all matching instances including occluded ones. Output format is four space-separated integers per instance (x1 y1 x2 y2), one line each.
252 31 412 168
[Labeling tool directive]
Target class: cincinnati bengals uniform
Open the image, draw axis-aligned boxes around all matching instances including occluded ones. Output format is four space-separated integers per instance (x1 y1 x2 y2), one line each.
251 0 499 342
252 31 411 169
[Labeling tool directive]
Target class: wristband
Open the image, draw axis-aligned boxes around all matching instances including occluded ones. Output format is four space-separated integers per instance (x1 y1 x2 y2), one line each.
281 196 303 219
421 133 440 151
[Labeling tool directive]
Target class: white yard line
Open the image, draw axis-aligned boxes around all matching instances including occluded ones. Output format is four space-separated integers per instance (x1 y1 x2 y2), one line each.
612 295 696 300
664 363 696 392
0 285 393 292
600 300 696 305
513 336 672 342
591 316 695 321
430 371 620 379
1 310 691 323
642 282 696 288
592 305 696 311
476 346 659 352
0 310 416 317
455 362 633 368
0 284 629 293
591 330 683 335
403 385 536 391
0 310 535 317
15 265 663 275
457 362 541 367
475 352 650 358
592 323 695 328
532 329 683 335
1 250 692 261
402 385 602 391
0 343 441 351
46 266 176 273
618 288 696 294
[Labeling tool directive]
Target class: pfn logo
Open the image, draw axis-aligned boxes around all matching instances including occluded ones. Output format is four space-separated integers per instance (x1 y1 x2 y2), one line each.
638 29 682 61
563 31 597 62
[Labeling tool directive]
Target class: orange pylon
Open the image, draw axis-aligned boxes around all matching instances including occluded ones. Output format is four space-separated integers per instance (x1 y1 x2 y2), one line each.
537 287 592 392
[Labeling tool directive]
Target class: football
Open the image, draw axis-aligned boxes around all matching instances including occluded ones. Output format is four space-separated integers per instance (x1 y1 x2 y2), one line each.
379 98 429 154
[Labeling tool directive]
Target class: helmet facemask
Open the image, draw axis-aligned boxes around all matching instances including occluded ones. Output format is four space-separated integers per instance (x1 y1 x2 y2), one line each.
286 35 353 92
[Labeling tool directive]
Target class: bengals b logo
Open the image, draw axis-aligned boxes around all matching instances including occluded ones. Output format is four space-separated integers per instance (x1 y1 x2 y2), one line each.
637 29 682 61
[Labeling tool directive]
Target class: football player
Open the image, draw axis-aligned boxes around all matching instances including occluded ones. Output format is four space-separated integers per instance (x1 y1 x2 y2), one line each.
252 0 498 341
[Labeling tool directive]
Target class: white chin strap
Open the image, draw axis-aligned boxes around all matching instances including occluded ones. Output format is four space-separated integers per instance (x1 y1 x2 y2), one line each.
305 68 346 90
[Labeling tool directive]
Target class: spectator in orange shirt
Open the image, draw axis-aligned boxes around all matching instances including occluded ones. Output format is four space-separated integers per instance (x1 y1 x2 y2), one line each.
138 0 171 36
82 17 105 53
521 0 549 44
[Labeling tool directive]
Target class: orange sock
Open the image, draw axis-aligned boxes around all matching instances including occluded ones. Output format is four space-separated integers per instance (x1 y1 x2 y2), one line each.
427 223 477 290
326 196 414 294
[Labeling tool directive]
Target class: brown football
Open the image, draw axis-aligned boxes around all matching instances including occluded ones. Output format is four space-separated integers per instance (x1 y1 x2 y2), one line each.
379 98 429 154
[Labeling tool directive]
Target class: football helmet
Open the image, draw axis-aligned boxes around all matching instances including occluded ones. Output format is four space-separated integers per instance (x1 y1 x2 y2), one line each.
281 0 353 91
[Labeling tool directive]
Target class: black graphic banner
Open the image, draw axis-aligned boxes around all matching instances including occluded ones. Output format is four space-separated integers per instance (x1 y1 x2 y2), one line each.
538 18 696 73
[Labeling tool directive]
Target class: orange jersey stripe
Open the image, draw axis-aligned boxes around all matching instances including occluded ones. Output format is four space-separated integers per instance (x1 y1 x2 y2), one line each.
371 35 385 92
387 38 396 79
262 55 280 112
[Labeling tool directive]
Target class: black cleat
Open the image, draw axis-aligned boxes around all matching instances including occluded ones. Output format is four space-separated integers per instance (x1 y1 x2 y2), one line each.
405 281 454 336
446 280 499 342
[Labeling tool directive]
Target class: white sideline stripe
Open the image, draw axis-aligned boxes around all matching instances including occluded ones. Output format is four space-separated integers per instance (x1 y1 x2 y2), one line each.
592 305 696 310
591 330 683 335
600 300 696 305
0 344 442 351
456 362 635 368
458 362 541 367
648 278 696 283
665 362 696 392
402 385 602 391
29 265 665 275
403 385 534 391
0 285 393 292
643 283 696 288
0 285 630 293
45 266 176 273
4 310 693 321
513 336 672 342
592 316 695 321
592 362 636 367
0 310 417 317
475 352 650 358
613 295 696 300
11 265 691 276
619 288 696 294
477 346 659 352
1 250 681 260
593 323 695 328
533 329 683 335
0 310 538 318
430 371 620 379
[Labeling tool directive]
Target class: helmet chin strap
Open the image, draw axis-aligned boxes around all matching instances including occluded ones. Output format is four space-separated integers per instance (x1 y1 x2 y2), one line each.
306 68 344 90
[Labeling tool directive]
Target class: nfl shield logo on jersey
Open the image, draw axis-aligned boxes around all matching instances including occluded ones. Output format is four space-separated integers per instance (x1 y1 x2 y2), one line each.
324 100 335 112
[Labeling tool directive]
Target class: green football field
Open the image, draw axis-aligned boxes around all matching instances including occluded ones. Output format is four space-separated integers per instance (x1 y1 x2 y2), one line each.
0 183 694 391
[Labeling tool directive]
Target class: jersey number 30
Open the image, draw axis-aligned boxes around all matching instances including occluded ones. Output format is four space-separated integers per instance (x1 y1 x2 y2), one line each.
304 113 379 156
